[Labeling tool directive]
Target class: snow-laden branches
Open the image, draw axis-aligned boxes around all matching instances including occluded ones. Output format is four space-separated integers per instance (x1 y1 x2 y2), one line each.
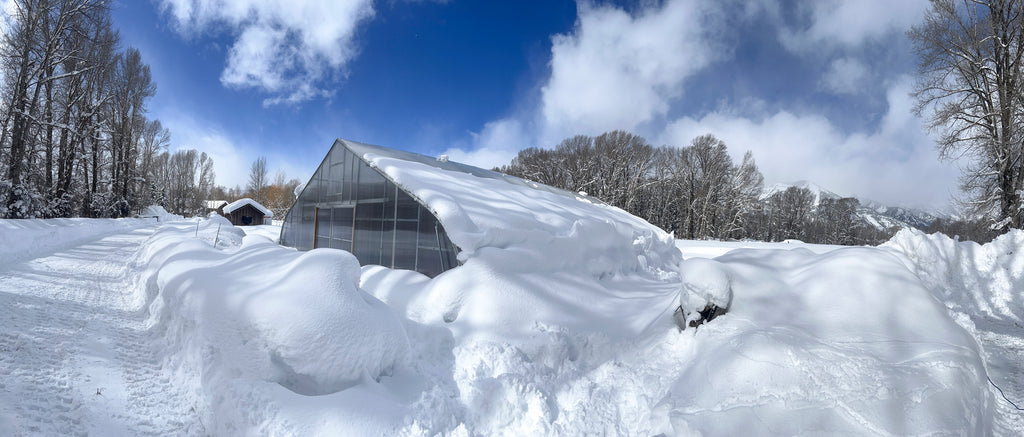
911 0 1024 230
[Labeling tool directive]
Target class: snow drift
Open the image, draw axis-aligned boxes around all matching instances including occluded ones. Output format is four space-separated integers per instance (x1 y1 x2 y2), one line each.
119 214 1002 435
136 220 409 434
883 228 1024 322
667 247 992 435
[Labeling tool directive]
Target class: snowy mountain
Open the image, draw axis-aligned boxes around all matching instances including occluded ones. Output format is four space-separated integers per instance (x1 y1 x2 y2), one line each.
762 180 949 230
760 180 841 205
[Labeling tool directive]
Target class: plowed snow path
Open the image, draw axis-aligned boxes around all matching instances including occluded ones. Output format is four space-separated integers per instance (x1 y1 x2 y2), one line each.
977 318 1024 435
0 227 199 436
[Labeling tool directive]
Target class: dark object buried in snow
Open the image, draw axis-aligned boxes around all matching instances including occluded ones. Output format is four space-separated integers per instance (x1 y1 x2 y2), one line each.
673 304 727 331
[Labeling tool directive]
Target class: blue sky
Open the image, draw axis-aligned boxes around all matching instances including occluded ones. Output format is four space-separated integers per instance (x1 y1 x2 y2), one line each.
113 0 957 208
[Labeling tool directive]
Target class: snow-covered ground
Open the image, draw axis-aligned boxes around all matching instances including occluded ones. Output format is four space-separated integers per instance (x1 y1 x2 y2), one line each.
1 217 1022 435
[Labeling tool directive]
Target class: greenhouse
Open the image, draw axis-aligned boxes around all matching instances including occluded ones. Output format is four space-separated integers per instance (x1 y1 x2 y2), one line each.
281 139 460 277
282 138 678 280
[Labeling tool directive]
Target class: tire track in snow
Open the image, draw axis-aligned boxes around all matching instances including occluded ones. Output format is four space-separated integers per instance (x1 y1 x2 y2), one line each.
0 227 199 435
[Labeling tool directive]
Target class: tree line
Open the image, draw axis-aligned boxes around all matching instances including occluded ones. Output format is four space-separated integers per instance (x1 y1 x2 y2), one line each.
499 131 896 246
0 0 215 218
194 156 302 221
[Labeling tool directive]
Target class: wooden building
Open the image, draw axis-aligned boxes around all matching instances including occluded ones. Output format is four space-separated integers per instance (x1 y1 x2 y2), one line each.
222 198 273 226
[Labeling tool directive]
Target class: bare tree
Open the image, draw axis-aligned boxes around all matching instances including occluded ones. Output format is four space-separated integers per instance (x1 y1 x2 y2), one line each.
247 156 268 203
720 151 764 238
679 134 733 239
137 119 170 207
107 47 155 216
769 186 816 241
910 0 1024 230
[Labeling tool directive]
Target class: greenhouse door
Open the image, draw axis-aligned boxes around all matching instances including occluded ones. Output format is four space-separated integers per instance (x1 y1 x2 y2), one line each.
332 207 354 251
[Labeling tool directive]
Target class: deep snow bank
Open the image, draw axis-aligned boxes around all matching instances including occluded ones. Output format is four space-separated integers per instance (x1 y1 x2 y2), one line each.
0 216 160 264
129 217 996 435
667 247 992 435
137 219 409 434
359 240 994 434
882 228 1024 321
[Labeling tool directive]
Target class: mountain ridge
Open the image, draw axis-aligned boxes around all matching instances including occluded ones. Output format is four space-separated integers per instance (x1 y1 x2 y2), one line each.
762 181 949 231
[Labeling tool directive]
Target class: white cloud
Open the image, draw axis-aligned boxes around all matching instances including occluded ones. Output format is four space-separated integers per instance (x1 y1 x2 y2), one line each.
779 0 928 52
161 114 249 189
539 0 723 142
443 118 526 170
660 78 958 208
161 113 317 189
428 1 955 208
157 0 374 105
820 57 869 95
450 0 724 167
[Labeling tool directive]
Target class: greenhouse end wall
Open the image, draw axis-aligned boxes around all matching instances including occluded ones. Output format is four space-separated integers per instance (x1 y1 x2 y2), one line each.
281 141 459 278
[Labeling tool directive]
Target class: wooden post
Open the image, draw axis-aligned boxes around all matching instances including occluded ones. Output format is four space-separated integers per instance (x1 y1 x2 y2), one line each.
313 207 320 249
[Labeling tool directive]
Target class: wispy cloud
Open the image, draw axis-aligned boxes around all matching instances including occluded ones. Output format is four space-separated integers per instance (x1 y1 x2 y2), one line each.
660 78 957 208
161 111 321 189
776 0 928 52
156 0 375 105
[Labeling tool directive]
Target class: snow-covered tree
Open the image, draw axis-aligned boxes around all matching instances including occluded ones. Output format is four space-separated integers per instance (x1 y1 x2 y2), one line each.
910 0 1024 230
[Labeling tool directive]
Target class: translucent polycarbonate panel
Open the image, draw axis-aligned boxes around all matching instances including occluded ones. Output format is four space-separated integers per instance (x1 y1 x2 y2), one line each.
357 161 387 201
332 207 353 251
326 149 345 202
280 140 461 277
396 187 419 220
438 226 458 271
353 202 384 265
343 151 358 202
383 181 397 221
393 220 418 271
316 208 331 243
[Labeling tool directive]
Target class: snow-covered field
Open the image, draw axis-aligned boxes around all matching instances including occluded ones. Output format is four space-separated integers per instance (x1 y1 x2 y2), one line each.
1 216 1022 435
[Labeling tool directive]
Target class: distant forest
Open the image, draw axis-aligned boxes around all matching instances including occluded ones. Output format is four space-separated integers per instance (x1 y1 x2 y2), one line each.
0 1 301 220
498 131 998 245
0 0 211 219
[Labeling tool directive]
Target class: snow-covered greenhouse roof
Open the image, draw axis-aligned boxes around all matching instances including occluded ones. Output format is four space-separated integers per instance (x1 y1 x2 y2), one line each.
223 198 273 217
343 139 678 272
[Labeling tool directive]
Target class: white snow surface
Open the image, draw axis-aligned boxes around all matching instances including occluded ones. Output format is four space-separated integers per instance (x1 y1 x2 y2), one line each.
0 216 157 264
2 217 1021 435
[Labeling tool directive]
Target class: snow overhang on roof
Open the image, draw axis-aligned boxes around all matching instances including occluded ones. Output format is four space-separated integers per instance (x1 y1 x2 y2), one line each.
223 198 273 217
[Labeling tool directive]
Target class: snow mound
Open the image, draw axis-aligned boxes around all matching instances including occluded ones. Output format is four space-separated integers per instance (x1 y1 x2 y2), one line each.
677 258 733 326
140 204 184 222
356 238 993 434
123 217 999 435
667 247 993 435
138 218 409 433
882 228 1024 321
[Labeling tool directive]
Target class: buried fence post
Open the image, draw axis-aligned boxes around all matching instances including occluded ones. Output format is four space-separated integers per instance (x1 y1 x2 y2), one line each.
214 224 221 247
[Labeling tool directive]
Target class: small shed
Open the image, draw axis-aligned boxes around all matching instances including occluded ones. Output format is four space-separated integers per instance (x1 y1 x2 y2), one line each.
205 200 228 215
222 198 273 226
